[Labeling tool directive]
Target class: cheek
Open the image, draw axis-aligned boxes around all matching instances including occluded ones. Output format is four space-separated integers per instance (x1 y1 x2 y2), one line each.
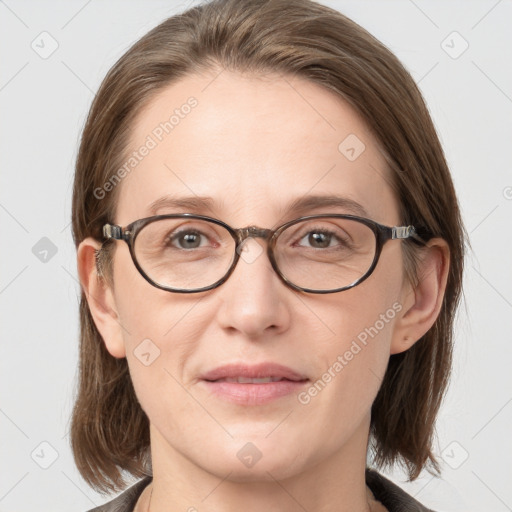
310 291 399 395
110 245 220 398
112 245 190 340
300 253 404 417
291 295 399 459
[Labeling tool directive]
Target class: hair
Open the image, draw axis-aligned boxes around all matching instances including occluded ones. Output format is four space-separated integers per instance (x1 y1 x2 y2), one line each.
70 0 467 494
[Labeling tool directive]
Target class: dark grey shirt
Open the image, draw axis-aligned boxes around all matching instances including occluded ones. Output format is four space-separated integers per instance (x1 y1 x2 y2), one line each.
87 469 433 512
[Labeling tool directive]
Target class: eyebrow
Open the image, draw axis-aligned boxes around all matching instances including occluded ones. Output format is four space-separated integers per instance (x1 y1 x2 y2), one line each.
148 195 219 216
285 194 370 218
147 194 370 218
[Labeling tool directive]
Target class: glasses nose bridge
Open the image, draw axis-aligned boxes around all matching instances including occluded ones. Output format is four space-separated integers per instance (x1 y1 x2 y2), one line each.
235 226 274 246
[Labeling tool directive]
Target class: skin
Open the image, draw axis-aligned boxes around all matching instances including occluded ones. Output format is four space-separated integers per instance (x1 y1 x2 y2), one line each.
78 68 450 512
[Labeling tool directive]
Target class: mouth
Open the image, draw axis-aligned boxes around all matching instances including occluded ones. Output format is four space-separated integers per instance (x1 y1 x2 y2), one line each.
200 363 310 405
205 376 308 384
200 362 308 383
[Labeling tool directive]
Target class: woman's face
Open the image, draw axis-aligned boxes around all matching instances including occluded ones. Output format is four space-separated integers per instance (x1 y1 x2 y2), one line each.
102 69 414 480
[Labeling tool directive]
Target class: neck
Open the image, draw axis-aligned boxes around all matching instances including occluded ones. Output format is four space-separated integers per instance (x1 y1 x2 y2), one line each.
146 417 375 512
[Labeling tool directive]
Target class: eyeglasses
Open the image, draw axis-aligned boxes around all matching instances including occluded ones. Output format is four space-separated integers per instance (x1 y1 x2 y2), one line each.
101 213 426 294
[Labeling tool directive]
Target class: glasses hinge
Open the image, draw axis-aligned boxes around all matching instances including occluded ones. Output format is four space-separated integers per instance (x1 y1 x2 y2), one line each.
392 226 415 239
103 224 122 239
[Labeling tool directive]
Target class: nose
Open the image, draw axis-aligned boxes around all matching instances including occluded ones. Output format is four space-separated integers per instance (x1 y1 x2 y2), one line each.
214 237 291 338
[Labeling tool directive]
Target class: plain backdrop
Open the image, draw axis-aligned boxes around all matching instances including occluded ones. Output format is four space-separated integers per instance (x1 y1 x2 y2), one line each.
1 1 511 511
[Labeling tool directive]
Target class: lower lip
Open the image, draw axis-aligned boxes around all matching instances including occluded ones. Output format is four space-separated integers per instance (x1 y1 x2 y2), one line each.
201 379 309 405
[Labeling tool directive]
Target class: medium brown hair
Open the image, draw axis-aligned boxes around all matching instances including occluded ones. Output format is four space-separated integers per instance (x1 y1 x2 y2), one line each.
70 0 467 494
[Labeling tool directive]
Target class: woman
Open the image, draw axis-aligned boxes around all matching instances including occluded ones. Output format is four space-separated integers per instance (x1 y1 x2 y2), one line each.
71 0 466 510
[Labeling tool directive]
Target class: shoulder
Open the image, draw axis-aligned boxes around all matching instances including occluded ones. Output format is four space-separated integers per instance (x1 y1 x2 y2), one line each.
366 468 435 512
86 476 153 512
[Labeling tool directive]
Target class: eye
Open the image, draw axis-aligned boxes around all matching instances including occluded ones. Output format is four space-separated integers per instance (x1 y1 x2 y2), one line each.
299 230 333 248
295 227 351 250
168 229 211 249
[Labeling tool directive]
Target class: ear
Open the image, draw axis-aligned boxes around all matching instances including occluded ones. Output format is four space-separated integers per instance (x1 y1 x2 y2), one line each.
77 237 126 358
391 238 450 355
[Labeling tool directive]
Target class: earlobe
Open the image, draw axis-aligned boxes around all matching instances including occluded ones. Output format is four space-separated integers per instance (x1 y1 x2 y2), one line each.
391 238 450 355
77 237 126 358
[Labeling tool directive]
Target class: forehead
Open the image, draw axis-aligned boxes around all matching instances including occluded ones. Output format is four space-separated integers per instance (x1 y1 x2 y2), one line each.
115 69 399 226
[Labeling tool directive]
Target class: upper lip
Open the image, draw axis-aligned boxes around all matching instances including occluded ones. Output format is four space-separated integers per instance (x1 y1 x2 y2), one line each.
201 362 309 382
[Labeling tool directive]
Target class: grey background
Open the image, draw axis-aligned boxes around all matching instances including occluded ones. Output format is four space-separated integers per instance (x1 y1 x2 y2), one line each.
1 0 511 511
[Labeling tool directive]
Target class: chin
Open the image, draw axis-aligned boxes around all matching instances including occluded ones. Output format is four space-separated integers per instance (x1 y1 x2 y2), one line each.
196 437 310 483
207 456 304 483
